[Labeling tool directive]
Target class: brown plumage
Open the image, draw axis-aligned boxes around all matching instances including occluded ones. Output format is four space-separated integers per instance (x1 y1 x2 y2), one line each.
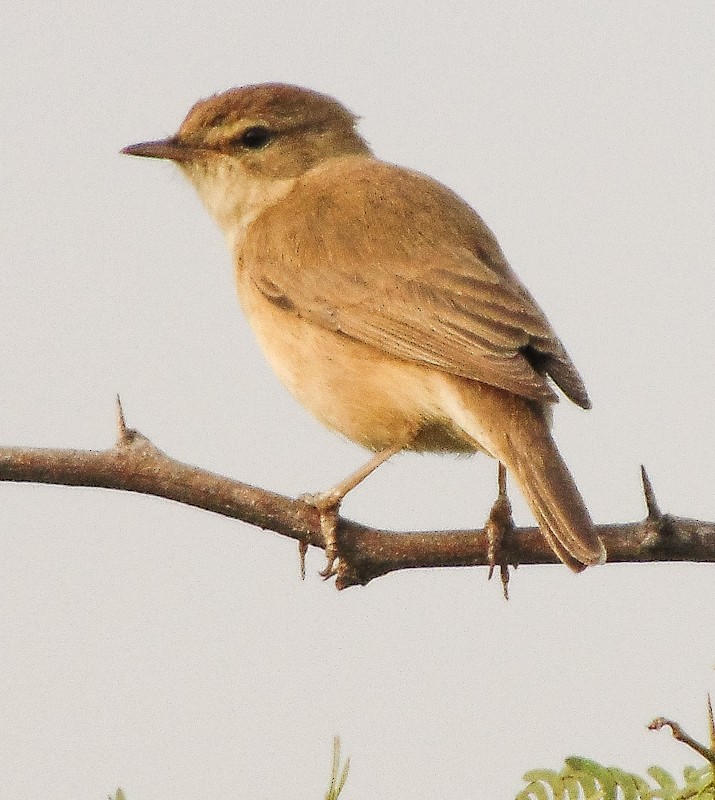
123 83 605 571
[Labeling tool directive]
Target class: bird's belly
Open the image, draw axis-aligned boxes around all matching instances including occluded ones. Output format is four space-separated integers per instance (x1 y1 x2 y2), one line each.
237 278 479 453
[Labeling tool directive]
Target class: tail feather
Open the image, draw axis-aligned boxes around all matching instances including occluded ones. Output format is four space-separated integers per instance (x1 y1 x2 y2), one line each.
507 428 605 570
441 378 606 571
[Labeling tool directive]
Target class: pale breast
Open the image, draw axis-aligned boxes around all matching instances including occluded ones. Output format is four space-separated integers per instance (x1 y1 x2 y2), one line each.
235 270 479 454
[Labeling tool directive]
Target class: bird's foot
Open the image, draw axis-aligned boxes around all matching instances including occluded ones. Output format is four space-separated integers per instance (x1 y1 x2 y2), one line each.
300 490 343 579
297 446 404 580
484 463 516 599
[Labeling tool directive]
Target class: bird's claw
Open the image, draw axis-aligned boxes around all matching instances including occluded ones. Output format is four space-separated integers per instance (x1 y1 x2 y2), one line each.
300 492 341 579
298 539 309 580
319 547 339 580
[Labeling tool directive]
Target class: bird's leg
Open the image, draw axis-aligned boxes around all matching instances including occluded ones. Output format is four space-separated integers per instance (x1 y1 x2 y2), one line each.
302 443 403 579
484 463 515 599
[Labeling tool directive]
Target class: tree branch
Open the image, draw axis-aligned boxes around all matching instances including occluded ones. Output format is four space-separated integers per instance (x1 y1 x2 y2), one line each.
649 696 715 767
0 408 712 589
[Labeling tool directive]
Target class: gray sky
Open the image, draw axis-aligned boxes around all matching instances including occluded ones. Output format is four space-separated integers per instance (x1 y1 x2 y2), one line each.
1 2 713 798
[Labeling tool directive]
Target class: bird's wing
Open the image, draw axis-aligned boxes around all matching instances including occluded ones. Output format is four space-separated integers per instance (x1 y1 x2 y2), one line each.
241 157 590 408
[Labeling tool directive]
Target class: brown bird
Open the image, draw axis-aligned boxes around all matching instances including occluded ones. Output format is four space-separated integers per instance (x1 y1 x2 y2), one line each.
122 83 605 574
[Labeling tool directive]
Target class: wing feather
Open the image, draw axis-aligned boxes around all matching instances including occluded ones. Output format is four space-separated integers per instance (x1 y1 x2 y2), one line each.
242 156 590 408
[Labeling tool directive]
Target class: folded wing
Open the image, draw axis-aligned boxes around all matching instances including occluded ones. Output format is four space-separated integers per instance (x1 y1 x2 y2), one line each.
242 157 590 409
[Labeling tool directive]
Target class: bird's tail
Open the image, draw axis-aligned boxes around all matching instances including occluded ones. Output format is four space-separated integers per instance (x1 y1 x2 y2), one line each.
441 378 606 571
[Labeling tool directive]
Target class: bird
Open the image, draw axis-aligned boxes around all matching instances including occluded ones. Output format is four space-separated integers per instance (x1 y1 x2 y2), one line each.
122 82 605 575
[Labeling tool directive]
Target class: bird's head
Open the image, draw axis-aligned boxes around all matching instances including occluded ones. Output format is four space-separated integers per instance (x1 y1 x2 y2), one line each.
122 83 371 231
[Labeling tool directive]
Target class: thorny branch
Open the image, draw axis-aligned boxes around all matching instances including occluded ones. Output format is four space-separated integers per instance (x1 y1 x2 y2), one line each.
0 401 712 590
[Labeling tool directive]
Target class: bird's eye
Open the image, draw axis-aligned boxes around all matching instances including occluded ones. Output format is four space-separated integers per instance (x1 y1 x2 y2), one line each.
235 126 273 149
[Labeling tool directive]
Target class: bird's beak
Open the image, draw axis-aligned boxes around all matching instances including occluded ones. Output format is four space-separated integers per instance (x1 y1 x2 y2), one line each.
121 137 198 162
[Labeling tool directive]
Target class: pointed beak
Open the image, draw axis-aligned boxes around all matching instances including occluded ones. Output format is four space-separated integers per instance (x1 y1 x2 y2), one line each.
121 137 198 163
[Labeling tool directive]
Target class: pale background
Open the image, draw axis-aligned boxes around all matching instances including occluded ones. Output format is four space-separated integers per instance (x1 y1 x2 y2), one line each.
1 3 713 798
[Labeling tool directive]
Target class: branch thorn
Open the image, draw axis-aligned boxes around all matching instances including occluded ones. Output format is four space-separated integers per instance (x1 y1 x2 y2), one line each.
115 395 128 442
114 394 142 447
640 465 661 520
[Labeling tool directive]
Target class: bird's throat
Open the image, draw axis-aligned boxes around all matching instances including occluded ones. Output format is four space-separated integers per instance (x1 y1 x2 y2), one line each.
182 158 296 252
